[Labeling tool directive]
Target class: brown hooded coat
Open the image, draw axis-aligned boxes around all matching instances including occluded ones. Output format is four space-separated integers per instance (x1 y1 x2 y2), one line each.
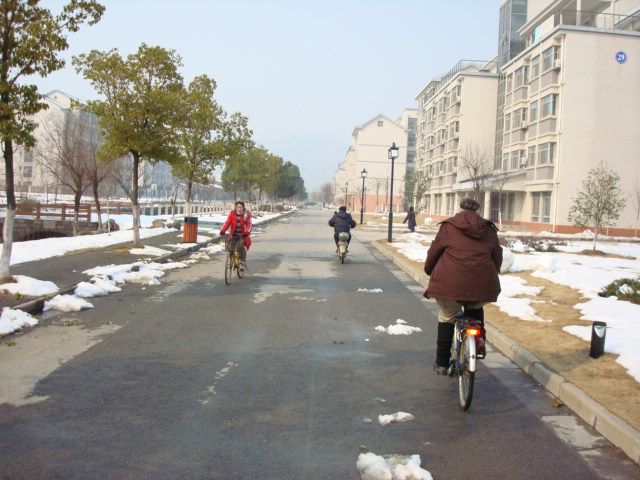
424 210 502 302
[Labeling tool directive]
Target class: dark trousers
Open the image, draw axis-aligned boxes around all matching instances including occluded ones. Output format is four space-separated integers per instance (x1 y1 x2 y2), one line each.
227 236 247 262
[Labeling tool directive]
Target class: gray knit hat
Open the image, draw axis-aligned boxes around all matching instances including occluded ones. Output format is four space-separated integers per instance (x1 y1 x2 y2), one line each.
460 197 480 211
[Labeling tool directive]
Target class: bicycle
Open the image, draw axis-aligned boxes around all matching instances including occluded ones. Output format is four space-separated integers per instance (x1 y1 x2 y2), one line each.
447 312 483 411
224 235 245 285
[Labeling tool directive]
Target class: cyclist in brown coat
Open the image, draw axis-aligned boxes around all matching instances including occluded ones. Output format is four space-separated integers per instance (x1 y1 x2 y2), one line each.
423 197 502 375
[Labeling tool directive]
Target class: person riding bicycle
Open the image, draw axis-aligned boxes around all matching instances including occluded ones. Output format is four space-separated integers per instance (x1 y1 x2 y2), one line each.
219 201 252 273
423 197 502 375
329 206 356 252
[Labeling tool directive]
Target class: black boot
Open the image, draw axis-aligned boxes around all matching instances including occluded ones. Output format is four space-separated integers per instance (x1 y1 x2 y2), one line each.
435 322 455 371
466 308 486 358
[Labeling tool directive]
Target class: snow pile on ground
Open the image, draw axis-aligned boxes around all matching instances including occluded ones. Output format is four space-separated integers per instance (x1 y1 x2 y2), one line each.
0 275 59 297
0 307 38 335
378 412 414 426
44 294 93 312
129 245 171 257
357 452 432 480
358 288 384 293
375 319 422 335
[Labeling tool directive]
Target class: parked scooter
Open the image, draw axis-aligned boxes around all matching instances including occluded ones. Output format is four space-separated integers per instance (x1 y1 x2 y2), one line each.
337 231 349 263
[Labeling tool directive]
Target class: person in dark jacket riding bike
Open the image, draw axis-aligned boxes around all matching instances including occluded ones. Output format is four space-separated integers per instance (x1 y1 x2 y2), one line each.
423 197 502 375
329 206 356 252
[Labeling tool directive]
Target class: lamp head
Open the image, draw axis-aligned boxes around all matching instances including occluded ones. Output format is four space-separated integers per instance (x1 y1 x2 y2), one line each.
388 142 399 160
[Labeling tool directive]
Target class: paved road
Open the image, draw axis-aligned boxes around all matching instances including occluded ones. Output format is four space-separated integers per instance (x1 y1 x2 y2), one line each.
0 207 638 479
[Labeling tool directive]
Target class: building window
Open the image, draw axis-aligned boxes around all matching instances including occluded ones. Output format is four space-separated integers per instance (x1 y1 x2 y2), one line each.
24 150 33 163
527 145 536 166
446 193 456 215
510 151 520 170
407 132 416 147
504 112 511 131
532 191 551 223
23 166 33 177
506 73 513 92
531 55 540 78
542 46 560 71
514 65 528 87
529 100 538 122
377 121 384 127
513 107 528 127
541 93 558 117
537 142 556 164
502 153 509 170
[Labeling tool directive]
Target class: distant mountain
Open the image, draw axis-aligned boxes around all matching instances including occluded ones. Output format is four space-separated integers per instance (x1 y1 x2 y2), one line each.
260 134 350 192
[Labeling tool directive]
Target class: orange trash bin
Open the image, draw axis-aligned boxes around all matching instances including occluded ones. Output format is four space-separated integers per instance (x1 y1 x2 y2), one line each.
183 216 198 243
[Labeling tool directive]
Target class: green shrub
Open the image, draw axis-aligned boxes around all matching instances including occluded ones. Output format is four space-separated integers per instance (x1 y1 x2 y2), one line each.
600 277 640 304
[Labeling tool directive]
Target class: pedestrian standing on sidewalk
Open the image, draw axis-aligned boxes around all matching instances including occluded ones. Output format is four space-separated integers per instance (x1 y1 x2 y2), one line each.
423 197 502 375
403 206 416 233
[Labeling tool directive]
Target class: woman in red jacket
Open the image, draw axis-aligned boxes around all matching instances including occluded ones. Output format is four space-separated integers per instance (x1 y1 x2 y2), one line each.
424 197 502 375
219 201 252 272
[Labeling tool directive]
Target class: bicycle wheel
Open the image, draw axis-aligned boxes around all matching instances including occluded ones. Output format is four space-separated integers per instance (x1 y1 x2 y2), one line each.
458 333 476 411
224 252 233 285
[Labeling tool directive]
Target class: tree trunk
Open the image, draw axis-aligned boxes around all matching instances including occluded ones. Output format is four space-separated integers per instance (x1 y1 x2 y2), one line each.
185 180 193 216
92 182 103 230
73 191 82 236
131 152 142 247
0 139 17 283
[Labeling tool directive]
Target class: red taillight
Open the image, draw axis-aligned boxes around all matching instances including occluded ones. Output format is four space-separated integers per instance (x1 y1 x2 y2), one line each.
466 328 481 336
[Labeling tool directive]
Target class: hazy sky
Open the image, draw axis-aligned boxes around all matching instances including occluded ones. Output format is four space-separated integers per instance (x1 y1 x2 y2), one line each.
33 0 501 189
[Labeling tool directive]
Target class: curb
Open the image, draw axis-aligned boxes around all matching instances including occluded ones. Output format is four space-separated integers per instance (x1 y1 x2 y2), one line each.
371 239 640 466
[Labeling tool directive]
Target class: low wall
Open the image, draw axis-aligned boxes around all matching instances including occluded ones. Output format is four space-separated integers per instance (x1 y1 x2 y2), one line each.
0 218 99 242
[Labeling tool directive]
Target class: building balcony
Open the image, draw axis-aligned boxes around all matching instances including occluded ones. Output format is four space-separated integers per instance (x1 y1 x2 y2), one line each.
556 9 640 32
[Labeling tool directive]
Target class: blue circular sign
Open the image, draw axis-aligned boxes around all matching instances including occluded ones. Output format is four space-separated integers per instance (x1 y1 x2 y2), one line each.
616 51 627 64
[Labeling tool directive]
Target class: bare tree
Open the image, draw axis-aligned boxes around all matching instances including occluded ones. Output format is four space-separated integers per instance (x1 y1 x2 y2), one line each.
568 161 626 250
319 182 334 208
458 143 492 206
492 170 509 229
35 110 92 233
373 178 386 213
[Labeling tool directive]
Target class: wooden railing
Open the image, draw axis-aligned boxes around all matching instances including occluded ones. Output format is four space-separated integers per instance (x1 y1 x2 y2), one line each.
13 203 92 222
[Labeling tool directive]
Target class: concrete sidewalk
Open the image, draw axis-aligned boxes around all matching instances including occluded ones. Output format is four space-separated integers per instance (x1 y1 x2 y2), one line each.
370 238 640 467
0 229 218 315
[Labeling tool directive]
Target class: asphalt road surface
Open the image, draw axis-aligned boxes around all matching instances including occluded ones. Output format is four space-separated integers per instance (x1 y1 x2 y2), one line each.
1 207 639 479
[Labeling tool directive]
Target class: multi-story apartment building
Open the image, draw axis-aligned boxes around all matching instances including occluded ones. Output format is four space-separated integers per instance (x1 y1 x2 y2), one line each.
332 112 414 214
415 60 499 217
3 90 100 198
496 0 640 233
412 0 640 235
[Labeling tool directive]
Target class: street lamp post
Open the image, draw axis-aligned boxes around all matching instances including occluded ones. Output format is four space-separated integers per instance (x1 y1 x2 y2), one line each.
387 142 399 243
344 182 349 209
360 168 367 224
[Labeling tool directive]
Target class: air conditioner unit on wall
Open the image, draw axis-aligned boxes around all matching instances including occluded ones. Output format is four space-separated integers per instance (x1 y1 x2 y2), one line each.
553 58 561 69
519 120 528 129
519 157 528 168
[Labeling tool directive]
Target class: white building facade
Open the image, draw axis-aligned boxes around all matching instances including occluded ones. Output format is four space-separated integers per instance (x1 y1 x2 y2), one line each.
410 0 640 236
332 113 414 215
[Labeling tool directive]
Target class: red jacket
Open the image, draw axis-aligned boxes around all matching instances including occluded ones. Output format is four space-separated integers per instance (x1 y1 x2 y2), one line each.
424 210 502 302
220 209 252 249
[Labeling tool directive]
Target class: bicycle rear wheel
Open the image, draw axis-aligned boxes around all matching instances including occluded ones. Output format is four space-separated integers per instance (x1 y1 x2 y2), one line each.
224 252 233 285
236 254 244 278
458 333 476 411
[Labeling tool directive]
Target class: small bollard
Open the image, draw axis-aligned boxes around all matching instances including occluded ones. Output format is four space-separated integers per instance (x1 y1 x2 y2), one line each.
589 321 607 359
